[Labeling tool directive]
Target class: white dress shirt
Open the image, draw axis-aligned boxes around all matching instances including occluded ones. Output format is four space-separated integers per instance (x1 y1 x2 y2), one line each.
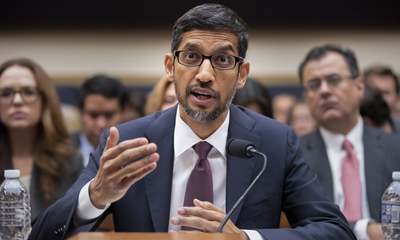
319 118 371 240
79 133 95 167
169 105 228 231
76 106 262 240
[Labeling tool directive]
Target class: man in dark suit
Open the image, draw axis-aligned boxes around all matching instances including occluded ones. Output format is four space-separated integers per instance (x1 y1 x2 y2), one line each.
72 74 126 166
363 65 400 132
298 44 400 240
29 4 355 240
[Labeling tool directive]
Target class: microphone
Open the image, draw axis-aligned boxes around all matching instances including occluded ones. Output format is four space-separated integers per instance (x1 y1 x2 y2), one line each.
217 138 268 232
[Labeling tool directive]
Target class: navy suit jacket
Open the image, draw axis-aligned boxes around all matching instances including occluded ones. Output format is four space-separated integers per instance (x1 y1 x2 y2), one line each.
300 127 400 223
30 105 355 240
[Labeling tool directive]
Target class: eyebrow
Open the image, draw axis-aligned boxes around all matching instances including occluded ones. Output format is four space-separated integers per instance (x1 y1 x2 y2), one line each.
181 42 236 54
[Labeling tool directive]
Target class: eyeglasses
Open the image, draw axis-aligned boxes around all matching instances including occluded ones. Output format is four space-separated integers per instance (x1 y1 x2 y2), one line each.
304 74 356 92
84 110 118 120
174 50 244 70
0 86 40 105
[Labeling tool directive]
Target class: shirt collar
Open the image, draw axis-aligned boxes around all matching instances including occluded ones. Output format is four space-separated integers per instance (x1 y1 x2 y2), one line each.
319 117 364 150
79 133 95 150
173 105 229 158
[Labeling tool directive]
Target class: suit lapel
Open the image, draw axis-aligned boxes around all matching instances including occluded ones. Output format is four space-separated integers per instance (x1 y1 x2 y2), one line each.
144 107 176 232
226 106 261 223
143 106 264 228
303 131 335 201
363 126 385 220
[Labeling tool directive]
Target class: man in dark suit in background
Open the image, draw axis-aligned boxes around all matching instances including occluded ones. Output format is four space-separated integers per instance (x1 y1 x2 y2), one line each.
363 65 400 132
298 44 400 240
29 4 355 240
72 74 126 166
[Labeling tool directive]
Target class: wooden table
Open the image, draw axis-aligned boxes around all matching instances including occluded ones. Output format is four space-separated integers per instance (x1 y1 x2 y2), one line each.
68 232 243 240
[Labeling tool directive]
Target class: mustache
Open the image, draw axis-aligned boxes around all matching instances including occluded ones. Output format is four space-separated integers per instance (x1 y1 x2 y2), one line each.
186 84 219 98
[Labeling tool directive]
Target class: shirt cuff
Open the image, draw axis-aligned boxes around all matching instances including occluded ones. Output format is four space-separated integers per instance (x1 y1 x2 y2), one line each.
243 229 263 240
354 218 372 240
75 179 110 221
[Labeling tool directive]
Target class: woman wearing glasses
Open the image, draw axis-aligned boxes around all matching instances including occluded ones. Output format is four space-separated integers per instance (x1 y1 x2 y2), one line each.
0 58 83 221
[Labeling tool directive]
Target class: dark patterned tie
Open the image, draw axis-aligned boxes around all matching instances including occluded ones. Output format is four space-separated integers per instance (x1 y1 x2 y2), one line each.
184 141 213 207
182 141 213 231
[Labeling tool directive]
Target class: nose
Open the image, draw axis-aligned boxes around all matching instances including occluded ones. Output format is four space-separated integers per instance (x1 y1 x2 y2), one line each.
196 58 215 84
319 80 332 95
12 92 24 104
95 116 108 130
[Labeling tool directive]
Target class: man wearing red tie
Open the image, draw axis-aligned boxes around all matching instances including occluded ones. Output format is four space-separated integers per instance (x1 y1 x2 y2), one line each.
299 44 400 240
30 5 356 240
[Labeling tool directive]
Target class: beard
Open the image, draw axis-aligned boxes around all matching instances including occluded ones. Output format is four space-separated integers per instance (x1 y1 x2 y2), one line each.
176 83 237 123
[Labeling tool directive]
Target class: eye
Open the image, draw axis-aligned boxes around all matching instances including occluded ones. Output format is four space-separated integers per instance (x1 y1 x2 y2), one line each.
306 78 321 90
0 88 14 97
325 74 343 85
181 51 201 63
214 54 232 63
104 112 116 119
22 87 37 96
212 54 235 68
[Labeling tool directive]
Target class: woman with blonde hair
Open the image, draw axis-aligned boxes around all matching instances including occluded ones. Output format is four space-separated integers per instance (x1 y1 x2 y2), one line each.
0 58 82 220
144 74 177 115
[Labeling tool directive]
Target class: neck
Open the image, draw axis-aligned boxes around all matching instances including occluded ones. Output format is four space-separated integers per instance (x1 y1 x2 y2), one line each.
179 106 228 140
8 127 37 157
86 134 98 147
321 115 359 135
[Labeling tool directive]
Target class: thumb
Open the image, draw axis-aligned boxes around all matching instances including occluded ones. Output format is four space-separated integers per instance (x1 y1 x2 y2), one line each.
105 126 119 150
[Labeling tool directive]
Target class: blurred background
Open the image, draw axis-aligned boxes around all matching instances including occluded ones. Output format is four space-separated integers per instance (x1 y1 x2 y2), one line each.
1 0 399 103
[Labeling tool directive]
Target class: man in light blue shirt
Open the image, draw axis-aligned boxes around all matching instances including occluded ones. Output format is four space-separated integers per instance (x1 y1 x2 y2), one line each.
72 74 126 166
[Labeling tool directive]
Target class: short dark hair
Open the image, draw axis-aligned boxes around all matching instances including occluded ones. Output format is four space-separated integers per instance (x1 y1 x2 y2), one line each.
360 87 394 129
79 74 127 109
298 44 360 83
364 65 399 95
233 78 273 118
171 3 249 58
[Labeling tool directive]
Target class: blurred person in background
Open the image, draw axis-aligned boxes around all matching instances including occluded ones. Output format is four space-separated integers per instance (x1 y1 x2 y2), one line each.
61 103 82 134
287 101 315 136
360 87 395 134
363 65 400 131
298 44 400 240
394 97 400 118
0 58 82 220
120 89 147 123
72 74 126 167
233 78 273 118
144 74 177 115
272 93 296 124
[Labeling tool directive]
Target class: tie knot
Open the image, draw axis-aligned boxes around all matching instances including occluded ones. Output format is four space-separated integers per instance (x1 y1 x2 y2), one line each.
193 141 212 160
342 139 353 152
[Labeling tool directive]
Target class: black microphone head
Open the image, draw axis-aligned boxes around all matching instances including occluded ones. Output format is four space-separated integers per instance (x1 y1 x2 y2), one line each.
226 138 256 158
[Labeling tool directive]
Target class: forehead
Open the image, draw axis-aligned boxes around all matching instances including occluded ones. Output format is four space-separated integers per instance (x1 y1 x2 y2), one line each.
84 94 120 109
303 52 351 79
0 65 36 87
178 30 239 54
368 75 396 88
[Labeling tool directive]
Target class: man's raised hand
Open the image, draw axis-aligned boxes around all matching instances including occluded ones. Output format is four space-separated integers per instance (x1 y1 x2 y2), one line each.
89 126 159 208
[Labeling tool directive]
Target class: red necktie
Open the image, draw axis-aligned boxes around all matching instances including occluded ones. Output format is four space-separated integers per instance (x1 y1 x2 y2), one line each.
184 141 213 207
341 139 362 221
182 141 213 231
